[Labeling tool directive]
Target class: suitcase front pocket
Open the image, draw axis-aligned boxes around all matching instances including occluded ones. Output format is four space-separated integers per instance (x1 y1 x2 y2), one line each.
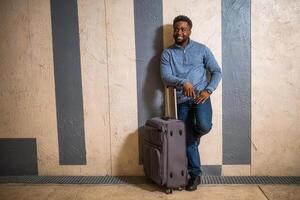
144 125 164 146
143 143 162 184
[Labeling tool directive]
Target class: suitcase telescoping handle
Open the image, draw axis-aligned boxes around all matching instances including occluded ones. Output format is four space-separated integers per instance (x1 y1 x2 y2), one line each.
164 86 177 120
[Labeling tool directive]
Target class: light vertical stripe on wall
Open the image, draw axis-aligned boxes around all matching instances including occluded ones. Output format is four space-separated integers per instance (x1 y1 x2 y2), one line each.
222 0 251 164
50 0 86 165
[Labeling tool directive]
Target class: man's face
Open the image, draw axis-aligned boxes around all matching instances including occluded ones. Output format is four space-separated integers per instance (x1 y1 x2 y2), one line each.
173 21 191 45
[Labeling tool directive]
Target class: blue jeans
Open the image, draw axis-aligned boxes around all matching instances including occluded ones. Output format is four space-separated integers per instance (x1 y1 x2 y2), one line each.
177 98 212 178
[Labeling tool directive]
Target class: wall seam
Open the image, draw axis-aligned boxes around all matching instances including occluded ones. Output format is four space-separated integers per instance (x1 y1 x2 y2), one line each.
104 0 113 176
250 0 252 176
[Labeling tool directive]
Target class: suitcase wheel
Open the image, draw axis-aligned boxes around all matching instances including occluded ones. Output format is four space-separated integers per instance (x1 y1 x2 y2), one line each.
165 188 173 194
177 187 184 191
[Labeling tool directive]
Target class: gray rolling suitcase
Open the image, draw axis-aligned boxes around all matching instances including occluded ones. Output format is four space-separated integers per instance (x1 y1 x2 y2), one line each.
143 87 187 194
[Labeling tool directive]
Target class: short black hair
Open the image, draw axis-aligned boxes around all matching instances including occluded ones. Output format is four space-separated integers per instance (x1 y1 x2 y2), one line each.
173 15 193 29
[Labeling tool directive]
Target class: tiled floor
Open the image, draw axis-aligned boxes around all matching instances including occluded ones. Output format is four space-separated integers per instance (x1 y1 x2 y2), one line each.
0 184 299 200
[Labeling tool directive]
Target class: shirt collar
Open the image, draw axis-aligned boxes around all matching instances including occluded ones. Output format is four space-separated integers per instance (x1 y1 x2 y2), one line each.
174 38 192 49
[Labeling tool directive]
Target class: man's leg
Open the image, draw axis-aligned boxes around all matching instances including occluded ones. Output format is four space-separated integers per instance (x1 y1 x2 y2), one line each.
184 98 213 191
186 113 202 178
193 97 213 138
177 100 201 191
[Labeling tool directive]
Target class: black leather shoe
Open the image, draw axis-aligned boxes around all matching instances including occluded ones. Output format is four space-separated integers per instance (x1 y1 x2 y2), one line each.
185 176 201 191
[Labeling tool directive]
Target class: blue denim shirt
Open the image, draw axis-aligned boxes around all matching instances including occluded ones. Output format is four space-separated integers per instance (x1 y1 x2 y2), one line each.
160 40 222 104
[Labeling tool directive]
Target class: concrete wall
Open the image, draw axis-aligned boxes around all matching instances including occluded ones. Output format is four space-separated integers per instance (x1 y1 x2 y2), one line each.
0 0 299 176
251 0 300 176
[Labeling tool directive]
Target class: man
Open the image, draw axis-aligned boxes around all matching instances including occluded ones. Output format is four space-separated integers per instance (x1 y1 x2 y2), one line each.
160 15 222 191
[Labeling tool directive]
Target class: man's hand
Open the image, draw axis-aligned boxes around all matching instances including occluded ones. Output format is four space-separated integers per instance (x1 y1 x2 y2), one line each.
183 82 196 98
195 89 211 104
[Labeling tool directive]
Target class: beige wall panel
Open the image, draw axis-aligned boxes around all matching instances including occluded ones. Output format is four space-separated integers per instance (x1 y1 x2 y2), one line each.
163 0 222 165
252 0 300 175
106 0 143 175
0 0 61 175
25 0 60 175
28 0 85 176
0 0 38 138
77 0 111 175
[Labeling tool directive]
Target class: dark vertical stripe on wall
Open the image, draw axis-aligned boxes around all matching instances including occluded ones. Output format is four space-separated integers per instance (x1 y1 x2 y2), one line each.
0 139 38 176
50 0 86 165
134 0 164 127
134 0 164 164
202 165 222 176
222 0 251 164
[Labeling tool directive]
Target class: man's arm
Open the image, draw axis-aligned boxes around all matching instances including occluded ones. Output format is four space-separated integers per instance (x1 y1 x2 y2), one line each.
160 50 189 87
203 46 222 92
195 46 222 104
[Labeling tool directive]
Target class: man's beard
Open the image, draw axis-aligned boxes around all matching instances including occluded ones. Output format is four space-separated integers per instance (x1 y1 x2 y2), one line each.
174 36 189 45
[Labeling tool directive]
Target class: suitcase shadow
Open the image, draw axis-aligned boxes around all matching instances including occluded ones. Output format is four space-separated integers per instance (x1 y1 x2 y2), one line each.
135 183 166 193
